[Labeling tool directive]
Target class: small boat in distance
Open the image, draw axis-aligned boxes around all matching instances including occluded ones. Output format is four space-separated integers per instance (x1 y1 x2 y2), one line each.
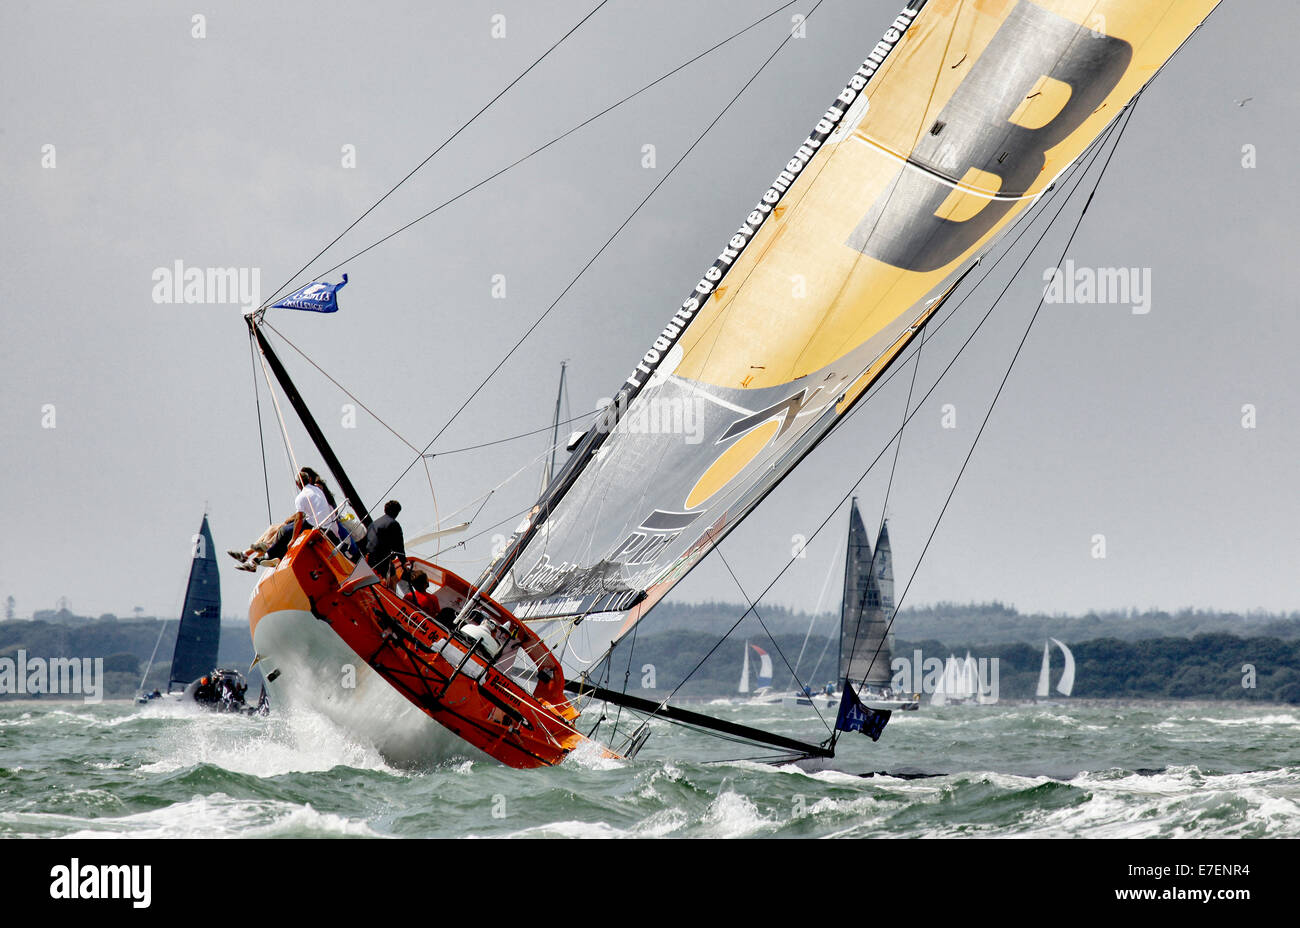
761 501 918 711
1035 638 1076 704
137 513 267 714
738 641 774 699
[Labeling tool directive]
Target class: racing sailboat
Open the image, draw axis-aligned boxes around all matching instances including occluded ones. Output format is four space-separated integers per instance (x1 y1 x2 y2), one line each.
762 502 917 711
137 513 220 701
738 641 774 698
1036 638 1076 702
244 0 1221 768
138 514 267 713
837 507 918 711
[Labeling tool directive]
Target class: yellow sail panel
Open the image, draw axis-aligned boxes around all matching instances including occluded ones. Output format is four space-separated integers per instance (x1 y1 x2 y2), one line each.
673 0 1218 391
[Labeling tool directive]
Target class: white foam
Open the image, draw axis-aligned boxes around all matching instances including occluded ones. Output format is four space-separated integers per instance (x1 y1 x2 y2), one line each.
138 706 398 778
700 789 773 838
564 737 626 771
56 794 381 839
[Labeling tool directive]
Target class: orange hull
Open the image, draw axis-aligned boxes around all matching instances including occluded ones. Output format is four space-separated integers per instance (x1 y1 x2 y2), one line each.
251 526 611 769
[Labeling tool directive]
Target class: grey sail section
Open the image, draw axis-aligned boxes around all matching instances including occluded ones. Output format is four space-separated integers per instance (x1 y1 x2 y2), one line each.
169 515 221 689
867 519 895 686
840 505 893 688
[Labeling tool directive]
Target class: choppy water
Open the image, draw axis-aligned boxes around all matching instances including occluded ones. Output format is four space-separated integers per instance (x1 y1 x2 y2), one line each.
1 699 1297 838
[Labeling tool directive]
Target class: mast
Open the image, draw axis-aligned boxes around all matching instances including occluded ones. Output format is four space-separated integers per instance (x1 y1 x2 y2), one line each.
541 361 567 495
247 314 371 526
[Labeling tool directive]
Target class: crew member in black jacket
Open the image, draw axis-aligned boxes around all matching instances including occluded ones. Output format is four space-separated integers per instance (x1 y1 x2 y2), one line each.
364 499 406 579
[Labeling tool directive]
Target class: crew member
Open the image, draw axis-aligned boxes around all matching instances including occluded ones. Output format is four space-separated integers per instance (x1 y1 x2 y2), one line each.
364 499 406 580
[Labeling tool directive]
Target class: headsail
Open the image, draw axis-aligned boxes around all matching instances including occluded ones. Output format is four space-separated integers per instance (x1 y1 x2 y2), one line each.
752 643 773 691
1053 638 1076 697
476 0 1221 676
169 514 221 690
839 503 894 688
1036 640 1052 699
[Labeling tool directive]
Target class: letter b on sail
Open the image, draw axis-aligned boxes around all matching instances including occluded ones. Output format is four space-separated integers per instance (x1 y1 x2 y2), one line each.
848 2 1132 272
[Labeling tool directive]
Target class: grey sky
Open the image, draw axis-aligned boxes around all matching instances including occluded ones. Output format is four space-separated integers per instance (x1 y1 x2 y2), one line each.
2 0 1295 622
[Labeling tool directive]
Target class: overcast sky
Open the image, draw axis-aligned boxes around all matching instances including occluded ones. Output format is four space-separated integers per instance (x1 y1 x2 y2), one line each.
2 0 1295 623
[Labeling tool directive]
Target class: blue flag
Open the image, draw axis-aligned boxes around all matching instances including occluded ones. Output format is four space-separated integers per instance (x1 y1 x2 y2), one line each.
835 684 891 741
271 274 348 313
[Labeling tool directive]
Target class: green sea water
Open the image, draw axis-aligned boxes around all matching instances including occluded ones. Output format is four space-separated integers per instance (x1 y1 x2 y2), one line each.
1 699 1296 838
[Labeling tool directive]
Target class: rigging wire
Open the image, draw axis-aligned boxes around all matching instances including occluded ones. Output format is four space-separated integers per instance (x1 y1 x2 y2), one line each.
787 542 841 685
255 341 301 483
298 0 806 284
261 320 424 454
262 0 614 308
268 309 604 457
367 0 833 519
248 331 273 522
713 548 835 735
256 319 597 535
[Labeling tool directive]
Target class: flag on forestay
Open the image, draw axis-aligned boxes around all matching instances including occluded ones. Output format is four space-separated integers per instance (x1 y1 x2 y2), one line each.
835 683 890 741
271 274 348 313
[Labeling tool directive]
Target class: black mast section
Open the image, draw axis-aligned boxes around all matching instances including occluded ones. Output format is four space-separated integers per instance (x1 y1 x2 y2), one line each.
247 314 372 527
565 680 834 759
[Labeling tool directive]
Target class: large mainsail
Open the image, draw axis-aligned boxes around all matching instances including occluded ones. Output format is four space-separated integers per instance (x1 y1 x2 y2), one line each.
169 514 221 690
476 0 1221 676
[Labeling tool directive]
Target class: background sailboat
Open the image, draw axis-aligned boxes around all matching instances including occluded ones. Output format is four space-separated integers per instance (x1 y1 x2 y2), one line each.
1036 638 1076 703
737 641 774 698
839 506 917 711
137 514 221 701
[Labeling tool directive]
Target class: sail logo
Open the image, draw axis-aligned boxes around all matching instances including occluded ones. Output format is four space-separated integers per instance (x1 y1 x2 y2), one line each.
49 859 151 908
0 651 103 703
1043 261 1151 314
151 260 262 312
890 650 999 704
849 2 1132 272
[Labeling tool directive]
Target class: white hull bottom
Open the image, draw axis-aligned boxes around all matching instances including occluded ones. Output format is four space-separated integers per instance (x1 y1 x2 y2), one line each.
252 608 490 768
